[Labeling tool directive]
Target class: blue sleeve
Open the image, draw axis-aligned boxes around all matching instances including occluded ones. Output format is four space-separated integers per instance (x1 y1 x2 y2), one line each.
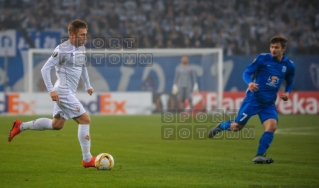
242 55 262 85
285 62 295 93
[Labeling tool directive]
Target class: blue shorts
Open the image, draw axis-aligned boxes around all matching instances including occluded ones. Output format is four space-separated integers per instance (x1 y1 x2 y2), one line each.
235 98 278 126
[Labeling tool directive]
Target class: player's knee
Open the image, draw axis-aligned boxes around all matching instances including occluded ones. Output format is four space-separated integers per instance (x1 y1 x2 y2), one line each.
52 116 65 130
82 114 91 124
52 123 64 130
74 113 91 124
263 119 277 132
79 116 91 124
83 117 91 124
266 124 277 132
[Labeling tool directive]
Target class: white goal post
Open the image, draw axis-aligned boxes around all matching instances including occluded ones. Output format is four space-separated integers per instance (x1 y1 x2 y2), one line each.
28 48 223 109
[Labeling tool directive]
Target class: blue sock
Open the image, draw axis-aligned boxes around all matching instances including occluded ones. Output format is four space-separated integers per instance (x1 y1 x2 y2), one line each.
256 132 274 156
218 120 232 130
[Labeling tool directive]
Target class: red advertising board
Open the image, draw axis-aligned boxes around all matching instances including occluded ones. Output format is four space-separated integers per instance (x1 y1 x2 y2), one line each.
191 92 319 114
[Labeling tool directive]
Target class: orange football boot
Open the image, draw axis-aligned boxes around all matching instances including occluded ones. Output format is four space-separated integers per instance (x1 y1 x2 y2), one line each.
82 157 96 168
8 120 22 142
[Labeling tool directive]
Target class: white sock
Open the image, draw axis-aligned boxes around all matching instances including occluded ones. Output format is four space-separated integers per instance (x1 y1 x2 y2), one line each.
20 118 53 131
78 124 92 162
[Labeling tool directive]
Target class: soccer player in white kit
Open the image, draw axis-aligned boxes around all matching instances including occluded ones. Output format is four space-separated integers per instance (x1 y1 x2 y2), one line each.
8 19 96 168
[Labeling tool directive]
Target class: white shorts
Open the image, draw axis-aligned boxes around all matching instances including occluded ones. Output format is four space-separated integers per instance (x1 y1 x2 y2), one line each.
53 93 86 120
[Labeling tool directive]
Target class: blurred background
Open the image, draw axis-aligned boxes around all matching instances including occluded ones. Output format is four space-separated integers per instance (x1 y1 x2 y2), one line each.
0 0 318 115
1 0 319 55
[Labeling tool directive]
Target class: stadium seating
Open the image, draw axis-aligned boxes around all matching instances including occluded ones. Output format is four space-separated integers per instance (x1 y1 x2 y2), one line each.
0 0 318 55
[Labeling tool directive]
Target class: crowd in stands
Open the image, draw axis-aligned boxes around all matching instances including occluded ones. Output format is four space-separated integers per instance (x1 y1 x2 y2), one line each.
1 0 319 56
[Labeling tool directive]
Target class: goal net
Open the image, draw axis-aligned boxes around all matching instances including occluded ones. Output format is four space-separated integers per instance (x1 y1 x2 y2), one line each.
28 48 223 109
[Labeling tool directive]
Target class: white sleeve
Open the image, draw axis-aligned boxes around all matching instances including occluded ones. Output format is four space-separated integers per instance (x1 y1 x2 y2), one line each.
81 66 92 90
41 50 60 93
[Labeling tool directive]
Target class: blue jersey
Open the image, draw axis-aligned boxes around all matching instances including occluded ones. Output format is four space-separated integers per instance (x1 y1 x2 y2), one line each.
242 53 295 104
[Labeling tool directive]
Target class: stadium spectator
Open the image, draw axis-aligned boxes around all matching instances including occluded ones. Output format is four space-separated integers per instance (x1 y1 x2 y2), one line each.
0 0 318 55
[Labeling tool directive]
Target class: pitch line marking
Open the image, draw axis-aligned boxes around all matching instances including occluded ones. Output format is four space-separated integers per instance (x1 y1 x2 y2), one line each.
276 126 319 135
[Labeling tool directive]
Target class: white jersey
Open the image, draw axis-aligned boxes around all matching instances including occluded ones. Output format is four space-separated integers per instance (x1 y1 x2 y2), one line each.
41 40 92 94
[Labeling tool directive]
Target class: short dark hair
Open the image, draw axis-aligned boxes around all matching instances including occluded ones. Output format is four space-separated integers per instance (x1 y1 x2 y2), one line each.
269 36 288 48
68 19 88 36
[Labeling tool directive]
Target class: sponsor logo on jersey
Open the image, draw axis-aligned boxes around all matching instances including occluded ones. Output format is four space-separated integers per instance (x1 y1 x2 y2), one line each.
266 76 279 87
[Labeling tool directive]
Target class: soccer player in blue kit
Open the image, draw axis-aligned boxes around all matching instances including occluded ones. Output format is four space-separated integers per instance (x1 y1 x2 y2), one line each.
208 36 295 164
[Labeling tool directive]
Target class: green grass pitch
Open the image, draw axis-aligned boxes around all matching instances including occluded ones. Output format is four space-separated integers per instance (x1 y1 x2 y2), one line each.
1 115 319 188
